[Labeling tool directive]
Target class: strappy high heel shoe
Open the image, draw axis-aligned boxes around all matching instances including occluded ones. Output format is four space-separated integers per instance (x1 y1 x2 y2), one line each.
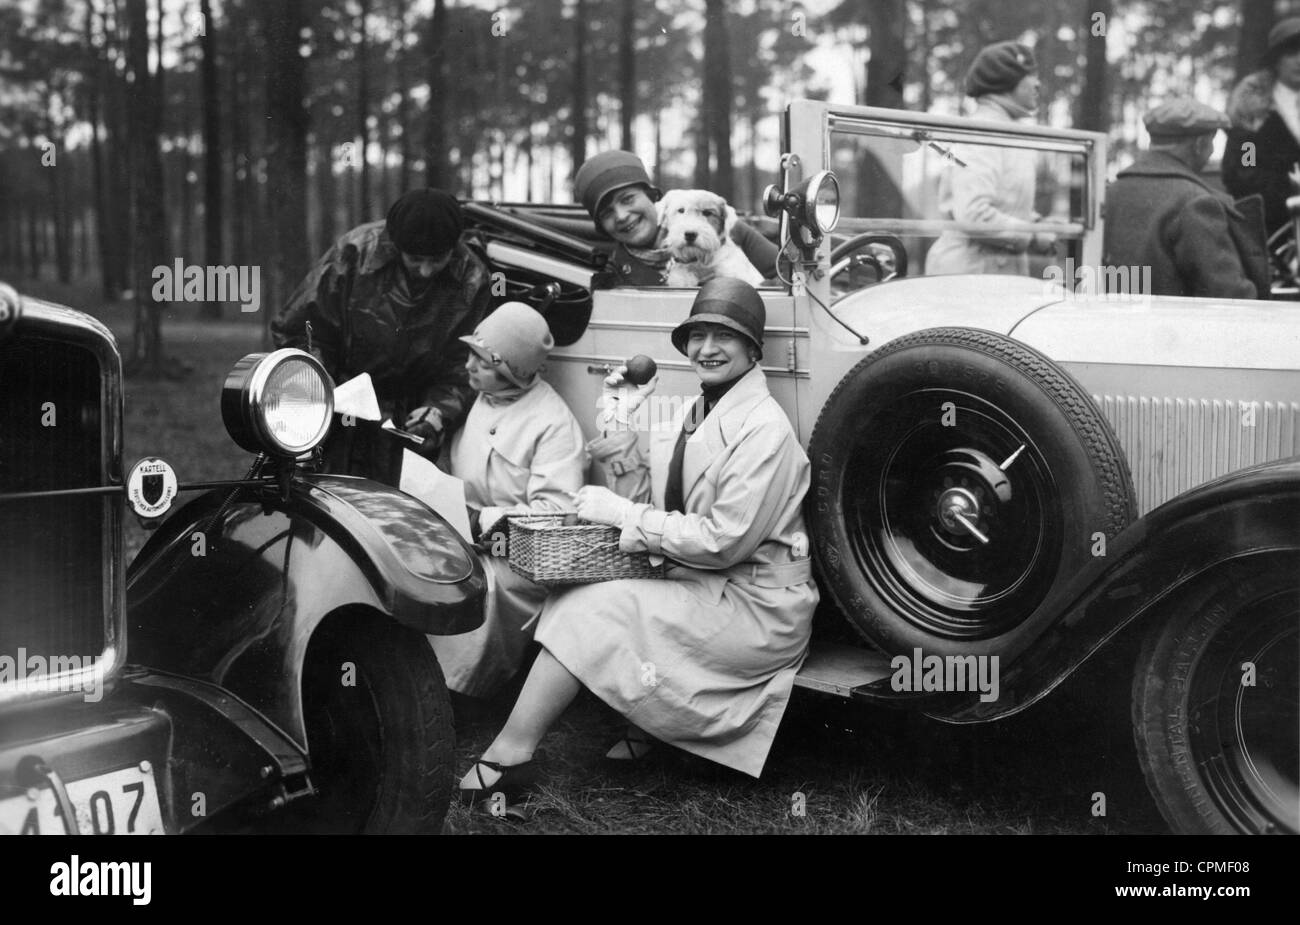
459 757 541 804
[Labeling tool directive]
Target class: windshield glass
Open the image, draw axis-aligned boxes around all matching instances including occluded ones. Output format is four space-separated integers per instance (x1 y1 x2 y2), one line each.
827 115 1094 298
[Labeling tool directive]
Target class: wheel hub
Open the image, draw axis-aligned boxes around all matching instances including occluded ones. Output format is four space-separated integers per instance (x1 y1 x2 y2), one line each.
936 487 984 537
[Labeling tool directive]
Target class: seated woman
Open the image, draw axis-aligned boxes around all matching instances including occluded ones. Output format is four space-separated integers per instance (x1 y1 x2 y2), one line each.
458 278 818 801
428 301 587 699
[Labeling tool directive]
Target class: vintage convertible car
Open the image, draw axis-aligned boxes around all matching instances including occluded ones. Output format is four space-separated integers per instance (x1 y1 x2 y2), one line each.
464 100 1300 836
0 284 485 834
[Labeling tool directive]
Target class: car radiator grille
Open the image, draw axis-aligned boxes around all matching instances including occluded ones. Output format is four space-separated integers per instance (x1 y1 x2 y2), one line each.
0 337 109 664
1095 394 1300 515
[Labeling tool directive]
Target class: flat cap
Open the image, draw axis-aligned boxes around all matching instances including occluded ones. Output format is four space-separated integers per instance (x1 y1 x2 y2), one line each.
1268 16 1300 59
1143 98 1230 139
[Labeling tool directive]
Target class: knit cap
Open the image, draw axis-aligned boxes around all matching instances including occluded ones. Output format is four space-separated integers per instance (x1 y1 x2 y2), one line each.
965 42 1037 97
385 189 463 256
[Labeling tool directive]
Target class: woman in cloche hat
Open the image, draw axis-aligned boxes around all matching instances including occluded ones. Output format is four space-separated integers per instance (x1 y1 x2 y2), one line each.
427 301 588 701
457 279 818 803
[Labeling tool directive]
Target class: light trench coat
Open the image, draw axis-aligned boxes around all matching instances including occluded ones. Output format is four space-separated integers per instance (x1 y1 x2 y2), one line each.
534 364 818 777
925 98 1039 276
427 379 587 697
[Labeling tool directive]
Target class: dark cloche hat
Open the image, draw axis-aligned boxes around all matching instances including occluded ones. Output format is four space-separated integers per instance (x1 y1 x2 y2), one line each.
1267 16 1300 61
1144 98 1230 140
964 41 1037 97
573 151 662 220
670 278 766 359
385 188 463 255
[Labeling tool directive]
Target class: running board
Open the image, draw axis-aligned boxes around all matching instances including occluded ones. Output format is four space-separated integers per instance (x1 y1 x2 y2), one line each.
794 641 893 697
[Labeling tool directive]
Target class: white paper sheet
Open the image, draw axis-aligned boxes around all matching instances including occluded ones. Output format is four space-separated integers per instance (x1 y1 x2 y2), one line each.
334 372 381 421
399 449 472 542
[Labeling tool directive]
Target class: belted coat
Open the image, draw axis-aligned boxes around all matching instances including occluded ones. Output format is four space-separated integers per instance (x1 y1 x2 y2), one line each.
428 380 587 696
534 364 818 777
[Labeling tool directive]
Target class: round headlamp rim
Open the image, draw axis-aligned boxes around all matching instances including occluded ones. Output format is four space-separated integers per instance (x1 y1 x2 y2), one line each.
237 348 334 457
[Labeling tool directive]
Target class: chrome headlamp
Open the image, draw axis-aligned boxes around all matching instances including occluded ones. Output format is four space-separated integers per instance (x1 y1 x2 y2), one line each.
221 348 334 456
763 169 841 251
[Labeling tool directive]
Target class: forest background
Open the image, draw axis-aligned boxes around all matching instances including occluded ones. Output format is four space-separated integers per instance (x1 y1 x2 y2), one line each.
0 0 1285 368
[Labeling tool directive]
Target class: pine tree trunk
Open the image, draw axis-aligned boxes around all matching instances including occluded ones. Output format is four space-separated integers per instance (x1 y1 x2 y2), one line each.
200 0 223 317
126 0 168 377
264 0 310 342
703 0 733 200
864 0 906 109
425 0 448 187
619 0 635 150
571 0 588 177
1236 0 1274 81
357 0 371 218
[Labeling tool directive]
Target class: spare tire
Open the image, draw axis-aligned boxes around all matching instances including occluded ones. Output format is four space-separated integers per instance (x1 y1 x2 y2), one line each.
808 327 1136 659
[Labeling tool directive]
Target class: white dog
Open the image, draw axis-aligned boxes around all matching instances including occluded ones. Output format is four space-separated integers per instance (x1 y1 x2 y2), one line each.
656 189 764 287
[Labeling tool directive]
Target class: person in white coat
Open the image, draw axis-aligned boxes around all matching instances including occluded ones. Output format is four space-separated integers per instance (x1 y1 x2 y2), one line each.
457 278 818 803
427 301 588 698
926 41 1057 276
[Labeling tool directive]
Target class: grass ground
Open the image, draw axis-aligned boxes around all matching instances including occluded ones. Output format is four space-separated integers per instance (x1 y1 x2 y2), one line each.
26 278 1168 835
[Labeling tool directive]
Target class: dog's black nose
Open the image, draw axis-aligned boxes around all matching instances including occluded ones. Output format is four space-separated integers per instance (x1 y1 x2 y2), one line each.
684 231 697 243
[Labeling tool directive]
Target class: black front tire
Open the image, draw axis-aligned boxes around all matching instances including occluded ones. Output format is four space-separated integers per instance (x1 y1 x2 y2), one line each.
269 612 455 834
1132 560 1299 835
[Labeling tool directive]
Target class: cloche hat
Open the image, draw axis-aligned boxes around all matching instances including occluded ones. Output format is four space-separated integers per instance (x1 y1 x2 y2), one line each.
670 278 766 359
459 302 554 387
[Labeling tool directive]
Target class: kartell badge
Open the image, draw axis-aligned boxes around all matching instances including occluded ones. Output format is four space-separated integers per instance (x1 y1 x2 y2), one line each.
126 457 178 519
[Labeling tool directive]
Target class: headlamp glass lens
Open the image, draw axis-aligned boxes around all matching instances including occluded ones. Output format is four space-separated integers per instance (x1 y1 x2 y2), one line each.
262 358 331 453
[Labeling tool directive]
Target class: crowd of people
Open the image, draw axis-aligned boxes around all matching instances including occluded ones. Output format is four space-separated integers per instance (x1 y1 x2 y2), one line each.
269 25 1293 814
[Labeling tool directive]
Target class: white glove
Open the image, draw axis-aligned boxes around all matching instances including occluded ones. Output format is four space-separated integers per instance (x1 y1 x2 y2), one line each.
595 366 658 432
574 485 635 527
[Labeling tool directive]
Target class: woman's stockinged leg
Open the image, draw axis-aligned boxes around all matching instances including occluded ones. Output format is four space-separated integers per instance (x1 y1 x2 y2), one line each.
460 647 581 788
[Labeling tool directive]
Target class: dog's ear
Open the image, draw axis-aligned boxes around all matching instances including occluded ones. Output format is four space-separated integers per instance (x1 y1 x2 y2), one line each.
655 190 677 225
719 197 738 238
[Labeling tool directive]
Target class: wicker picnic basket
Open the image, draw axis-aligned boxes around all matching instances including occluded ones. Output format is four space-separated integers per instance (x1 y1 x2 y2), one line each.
507 513 665 586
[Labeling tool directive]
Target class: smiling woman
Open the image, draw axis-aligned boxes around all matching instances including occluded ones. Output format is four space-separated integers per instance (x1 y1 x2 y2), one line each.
456 277 819 806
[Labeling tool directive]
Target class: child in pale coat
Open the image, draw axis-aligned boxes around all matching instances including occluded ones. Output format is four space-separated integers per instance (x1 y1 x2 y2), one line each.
428 301 588 697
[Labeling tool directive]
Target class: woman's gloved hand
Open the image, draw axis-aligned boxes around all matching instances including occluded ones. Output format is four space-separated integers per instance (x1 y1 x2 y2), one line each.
596 366 658 432
574 485 635 527
404 405 445 458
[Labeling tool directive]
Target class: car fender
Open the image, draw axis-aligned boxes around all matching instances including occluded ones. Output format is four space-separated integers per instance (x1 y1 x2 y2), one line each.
922 457 1300 722
126 474 486 748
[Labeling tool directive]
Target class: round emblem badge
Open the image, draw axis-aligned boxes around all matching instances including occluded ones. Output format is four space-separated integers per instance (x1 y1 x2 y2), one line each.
126 457 178 518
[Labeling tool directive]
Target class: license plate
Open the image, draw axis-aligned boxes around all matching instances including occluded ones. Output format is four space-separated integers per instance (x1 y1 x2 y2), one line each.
0 765 164 835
